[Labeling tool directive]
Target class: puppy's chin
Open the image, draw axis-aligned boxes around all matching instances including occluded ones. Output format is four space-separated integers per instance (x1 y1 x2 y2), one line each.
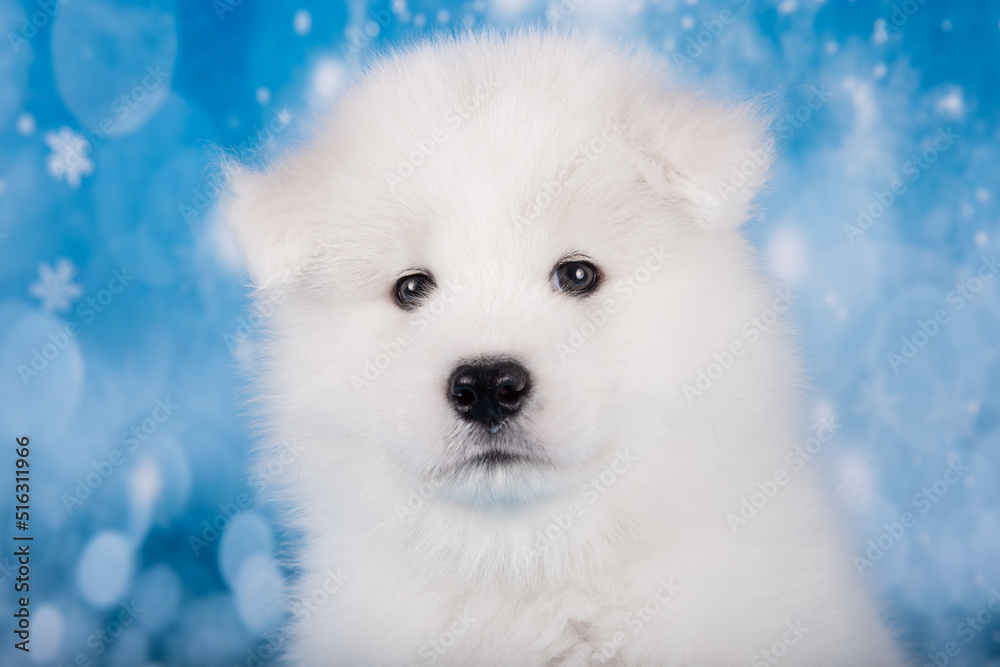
428 425 565 509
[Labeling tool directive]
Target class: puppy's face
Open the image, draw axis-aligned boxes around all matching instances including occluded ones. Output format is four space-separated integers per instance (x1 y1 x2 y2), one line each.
226 35 772 510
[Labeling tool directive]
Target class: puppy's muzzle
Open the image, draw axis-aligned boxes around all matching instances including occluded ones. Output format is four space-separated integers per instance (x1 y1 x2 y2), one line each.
448 359 531 431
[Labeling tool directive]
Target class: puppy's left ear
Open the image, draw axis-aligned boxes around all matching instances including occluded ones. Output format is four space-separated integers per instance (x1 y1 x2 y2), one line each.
221 159 322 290
629 97 774 229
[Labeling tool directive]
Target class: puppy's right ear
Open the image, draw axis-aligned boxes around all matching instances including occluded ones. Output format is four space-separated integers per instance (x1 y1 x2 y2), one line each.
628 96 774 230
222 160 319 290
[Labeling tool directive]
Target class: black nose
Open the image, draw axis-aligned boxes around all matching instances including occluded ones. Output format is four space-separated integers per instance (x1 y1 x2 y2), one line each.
448 359 531 429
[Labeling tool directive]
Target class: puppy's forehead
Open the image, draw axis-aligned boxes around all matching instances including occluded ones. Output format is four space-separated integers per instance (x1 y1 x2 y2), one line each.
317 51 640 254
336 36 636 163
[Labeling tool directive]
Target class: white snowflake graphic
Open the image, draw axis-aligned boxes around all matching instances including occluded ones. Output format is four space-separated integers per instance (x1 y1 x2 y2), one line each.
275 107 293 126
853 372 905 437
29 258 84 313
45 127 94 188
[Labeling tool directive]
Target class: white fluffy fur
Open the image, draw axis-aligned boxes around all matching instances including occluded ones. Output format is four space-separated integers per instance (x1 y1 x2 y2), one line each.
224 30 907 666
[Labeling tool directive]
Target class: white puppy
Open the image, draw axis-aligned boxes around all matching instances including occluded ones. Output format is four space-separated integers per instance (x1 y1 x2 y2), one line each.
224 30 907 666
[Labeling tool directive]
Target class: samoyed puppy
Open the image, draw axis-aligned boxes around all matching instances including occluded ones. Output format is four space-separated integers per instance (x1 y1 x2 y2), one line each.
224 30 906 666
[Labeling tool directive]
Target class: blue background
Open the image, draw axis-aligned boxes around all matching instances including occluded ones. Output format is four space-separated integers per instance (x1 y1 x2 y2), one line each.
1 0 998 665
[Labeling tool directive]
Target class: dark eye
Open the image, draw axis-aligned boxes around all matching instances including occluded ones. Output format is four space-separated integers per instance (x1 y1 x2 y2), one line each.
394 273 436 309
553 260 600 295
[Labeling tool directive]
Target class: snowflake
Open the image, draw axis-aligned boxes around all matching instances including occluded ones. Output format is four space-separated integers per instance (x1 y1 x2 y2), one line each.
853 372 905 436
925 380 977 445
45 127 94 188
29 258 84 313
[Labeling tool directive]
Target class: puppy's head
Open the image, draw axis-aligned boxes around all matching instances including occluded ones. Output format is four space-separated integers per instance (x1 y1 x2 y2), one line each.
225 31 775 511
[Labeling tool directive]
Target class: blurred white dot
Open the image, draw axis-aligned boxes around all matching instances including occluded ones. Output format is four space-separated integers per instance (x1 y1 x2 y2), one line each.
30 605 64 663
778 0 796 14
16 113 36 136
941 19 952 31
233 554 286 634
227 116 240 129
219 511 274 589
918 533 930 545
130 460 162 508
975 188 989 203
836 307 848 322
126 462 159 543
873 63 887 79
310 58 345 106
936 89 964 118
975 231 988 247
77 531 135 608
626 0 645 15
293 9 312 36
684 0 697 5
835 453 875 511
873 19 888 44
492 0 537 17
811 400 836 430
825 40 838 54
436 9 449 22
767 226 808 286
145 435 192 523
255 87 271 105
413 13 426 28
0 180 6 194
681 15 694 29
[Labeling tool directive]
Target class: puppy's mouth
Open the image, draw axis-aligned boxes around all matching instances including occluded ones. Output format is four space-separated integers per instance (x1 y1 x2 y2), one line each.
444 419 543 470
464 448 533 468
